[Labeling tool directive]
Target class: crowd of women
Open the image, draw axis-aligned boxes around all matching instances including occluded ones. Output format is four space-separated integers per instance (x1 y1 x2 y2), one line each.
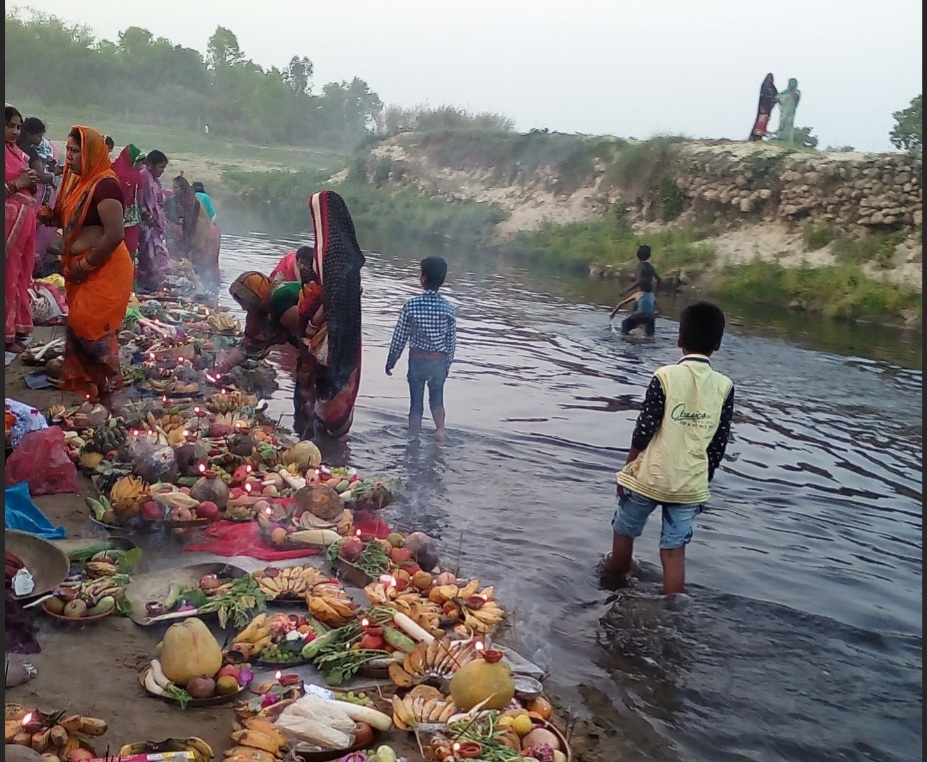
5 104 222 405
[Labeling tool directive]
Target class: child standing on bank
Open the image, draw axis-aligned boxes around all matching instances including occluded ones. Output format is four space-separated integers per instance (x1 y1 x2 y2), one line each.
609 244 661 335
386 257 457 440
607 302 734 594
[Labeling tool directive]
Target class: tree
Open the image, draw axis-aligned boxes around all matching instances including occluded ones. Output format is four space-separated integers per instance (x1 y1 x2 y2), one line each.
889 95 922 151
207 26 244 69
285 56 313 95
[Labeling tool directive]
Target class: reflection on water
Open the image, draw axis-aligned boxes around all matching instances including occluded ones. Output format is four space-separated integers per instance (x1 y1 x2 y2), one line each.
214 214 921 762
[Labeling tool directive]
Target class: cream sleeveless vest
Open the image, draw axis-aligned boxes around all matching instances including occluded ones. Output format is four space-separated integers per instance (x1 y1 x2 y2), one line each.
617 355 733 505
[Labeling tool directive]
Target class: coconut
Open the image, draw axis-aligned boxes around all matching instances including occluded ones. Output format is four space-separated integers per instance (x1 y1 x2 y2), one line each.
190 475 230 509
174 442 208 477
281 440 322 469
403 532 440 571
229 433 257 457
295 484 344 520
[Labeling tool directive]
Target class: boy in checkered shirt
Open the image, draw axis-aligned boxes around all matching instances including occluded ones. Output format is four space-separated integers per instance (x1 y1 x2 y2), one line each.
386 257 456 440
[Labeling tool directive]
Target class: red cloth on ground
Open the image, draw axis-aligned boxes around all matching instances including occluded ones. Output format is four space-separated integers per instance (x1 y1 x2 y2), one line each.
183 511 393 561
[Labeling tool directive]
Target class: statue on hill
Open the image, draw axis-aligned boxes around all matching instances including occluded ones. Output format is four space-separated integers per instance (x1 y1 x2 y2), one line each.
749 73 778 141
774 78 801 143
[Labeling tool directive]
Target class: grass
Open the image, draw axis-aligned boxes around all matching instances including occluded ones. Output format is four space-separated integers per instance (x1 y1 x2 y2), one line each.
802 222 835 251
718 259 921 319
222 168 509 248
502 206 716 277
14 97 346 173
831 231 905 270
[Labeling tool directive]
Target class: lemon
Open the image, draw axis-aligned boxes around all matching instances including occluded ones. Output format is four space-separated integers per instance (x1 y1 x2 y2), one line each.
497 716 517 730
513 714 534 737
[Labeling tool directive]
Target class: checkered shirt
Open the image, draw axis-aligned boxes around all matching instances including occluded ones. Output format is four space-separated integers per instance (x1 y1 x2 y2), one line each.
386 290 457 371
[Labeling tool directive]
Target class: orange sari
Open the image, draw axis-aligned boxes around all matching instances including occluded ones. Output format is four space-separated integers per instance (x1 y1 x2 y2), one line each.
54 126 133 402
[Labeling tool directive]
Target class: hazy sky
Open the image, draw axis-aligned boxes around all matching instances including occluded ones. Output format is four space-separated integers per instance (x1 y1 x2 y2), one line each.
14 1 923 152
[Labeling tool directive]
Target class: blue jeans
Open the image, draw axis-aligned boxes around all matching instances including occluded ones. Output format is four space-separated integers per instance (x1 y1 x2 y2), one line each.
612 489 703 549
407 354 447 420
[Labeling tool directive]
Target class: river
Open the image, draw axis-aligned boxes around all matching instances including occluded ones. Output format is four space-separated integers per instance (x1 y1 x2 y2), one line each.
214 209 922 762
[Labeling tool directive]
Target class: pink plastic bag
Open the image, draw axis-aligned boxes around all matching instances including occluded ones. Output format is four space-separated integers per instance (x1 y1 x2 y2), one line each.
5 426 79 495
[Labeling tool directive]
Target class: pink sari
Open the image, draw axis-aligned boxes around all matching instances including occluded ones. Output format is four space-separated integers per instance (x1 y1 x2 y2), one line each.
5 143 37 342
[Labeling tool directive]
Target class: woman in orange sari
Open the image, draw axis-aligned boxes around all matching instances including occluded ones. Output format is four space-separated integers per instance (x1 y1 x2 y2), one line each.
5 104 39 353
39 127 133 407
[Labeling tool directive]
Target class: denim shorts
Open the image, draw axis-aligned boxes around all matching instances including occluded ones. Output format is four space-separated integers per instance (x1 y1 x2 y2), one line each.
612 489 703 550
407 354 447 418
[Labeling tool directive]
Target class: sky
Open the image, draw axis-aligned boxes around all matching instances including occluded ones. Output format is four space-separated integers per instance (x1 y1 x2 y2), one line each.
12 0 923 152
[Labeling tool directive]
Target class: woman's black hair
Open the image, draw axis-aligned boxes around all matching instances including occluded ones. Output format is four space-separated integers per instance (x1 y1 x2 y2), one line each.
191 181 206 194
174 175 191 190
104 135 114 149
636 244 652 261
22 117 45 135
5 105 23 122
145 149 168 166
296 245 314 261
68 127 82 144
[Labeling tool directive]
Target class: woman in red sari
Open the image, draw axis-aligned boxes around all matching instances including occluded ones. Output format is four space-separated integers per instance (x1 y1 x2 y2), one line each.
294 191 364 440
39 126 133 407
4 104 39 353
111 144 145 258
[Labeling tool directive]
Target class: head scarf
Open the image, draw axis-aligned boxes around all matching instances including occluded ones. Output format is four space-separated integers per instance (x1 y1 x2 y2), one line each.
230 272 273 315
308 189 365 397
112 144 143 207
55 126 117 254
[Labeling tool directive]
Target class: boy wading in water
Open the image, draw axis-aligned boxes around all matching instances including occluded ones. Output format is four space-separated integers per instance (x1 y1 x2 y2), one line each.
607 302 734 594
610 245 661 336
386 257 457 441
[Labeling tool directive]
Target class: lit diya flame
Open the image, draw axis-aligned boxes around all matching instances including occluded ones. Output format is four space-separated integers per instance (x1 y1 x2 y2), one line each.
198 464 206 473
21 712 33 727
244 483 252 493
265 507 272 515
245 465 252 473
475 640 485 653
149 353 155 360
453 743 461 752
355 529 362 537
275 671 282 681
361 618 370 628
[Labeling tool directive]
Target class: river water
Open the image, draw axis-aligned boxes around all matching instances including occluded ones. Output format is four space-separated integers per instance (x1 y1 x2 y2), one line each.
214 212 921 762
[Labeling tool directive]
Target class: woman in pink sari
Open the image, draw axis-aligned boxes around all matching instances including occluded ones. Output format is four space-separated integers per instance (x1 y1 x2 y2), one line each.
5 104 39 353
136 150 171 292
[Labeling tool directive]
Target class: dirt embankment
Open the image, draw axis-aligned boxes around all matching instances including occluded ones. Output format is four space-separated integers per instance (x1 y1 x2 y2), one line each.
363 134 923 302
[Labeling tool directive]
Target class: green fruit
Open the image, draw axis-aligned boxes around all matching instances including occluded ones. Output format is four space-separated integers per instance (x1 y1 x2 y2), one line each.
386 532 405 548
45 597 66 615
87 596 116 616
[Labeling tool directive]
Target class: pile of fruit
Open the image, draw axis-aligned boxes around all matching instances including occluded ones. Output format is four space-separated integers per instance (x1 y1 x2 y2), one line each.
251 564 331 602
142 617 253 708
117 737 215 762
4 706 107 761
42 576 128 620
229 612 323 665
146 573 265 629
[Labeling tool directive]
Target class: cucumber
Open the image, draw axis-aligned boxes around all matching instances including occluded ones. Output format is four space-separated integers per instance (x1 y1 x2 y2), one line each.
382 626 416 654
301 629 339 660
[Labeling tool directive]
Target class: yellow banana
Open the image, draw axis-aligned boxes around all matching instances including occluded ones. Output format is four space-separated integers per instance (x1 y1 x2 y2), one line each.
229 730 279 755
241 720 286 748
183 737 215 761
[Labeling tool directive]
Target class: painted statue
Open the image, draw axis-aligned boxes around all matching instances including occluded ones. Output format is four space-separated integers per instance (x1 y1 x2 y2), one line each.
775 78 801 143
749 73 778 141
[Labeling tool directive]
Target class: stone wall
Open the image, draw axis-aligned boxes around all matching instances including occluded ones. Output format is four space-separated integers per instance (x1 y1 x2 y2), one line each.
668 143 923 230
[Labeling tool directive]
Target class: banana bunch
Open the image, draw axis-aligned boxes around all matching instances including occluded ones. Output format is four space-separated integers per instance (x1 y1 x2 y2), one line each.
430 580 506 634
231 613 273 657
207 314 242 335
251 565 330 601
109 475 148 514
158 413 187 433
306 582 358 626
391 685 458 730
84 560 119 579
364 581 399 604
390 594 445 638
227 719 288 762
208 391 258 413
388 638 480 688
80 577 125 608
119 737 214 762
5 707 107 761
91 419 126 453
145 379 199 395
214 411 253 429
47 404 67 420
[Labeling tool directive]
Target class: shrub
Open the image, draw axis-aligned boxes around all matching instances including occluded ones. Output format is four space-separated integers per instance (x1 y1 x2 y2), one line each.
802 223 835 251
659 176 684 221
372 156 392 189
604 135 686 196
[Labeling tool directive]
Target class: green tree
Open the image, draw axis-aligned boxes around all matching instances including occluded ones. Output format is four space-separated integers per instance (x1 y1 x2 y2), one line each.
207 26 244 69
285 56 313 95
889 94 922 151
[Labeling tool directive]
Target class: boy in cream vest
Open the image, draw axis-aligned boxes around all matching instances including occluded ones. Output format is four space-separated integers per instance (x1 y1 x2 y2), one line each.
608 302 734 594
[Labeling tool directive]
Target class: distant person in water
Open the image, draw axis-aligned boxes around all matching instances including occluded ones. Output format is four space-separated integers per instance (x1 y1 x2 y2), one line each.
386 256 457 441
610 245 661 336
606 302 734 595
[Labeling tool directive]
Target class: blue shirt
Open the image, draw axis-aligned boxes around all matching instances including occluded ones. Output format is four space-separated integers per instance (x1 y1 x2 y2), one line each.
196 192 217 221
386 290 457 371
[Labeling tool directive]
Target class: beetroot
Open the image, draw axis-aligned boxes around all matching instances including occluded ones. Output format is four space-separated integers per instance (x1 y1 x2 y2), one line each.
338 538 364 563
